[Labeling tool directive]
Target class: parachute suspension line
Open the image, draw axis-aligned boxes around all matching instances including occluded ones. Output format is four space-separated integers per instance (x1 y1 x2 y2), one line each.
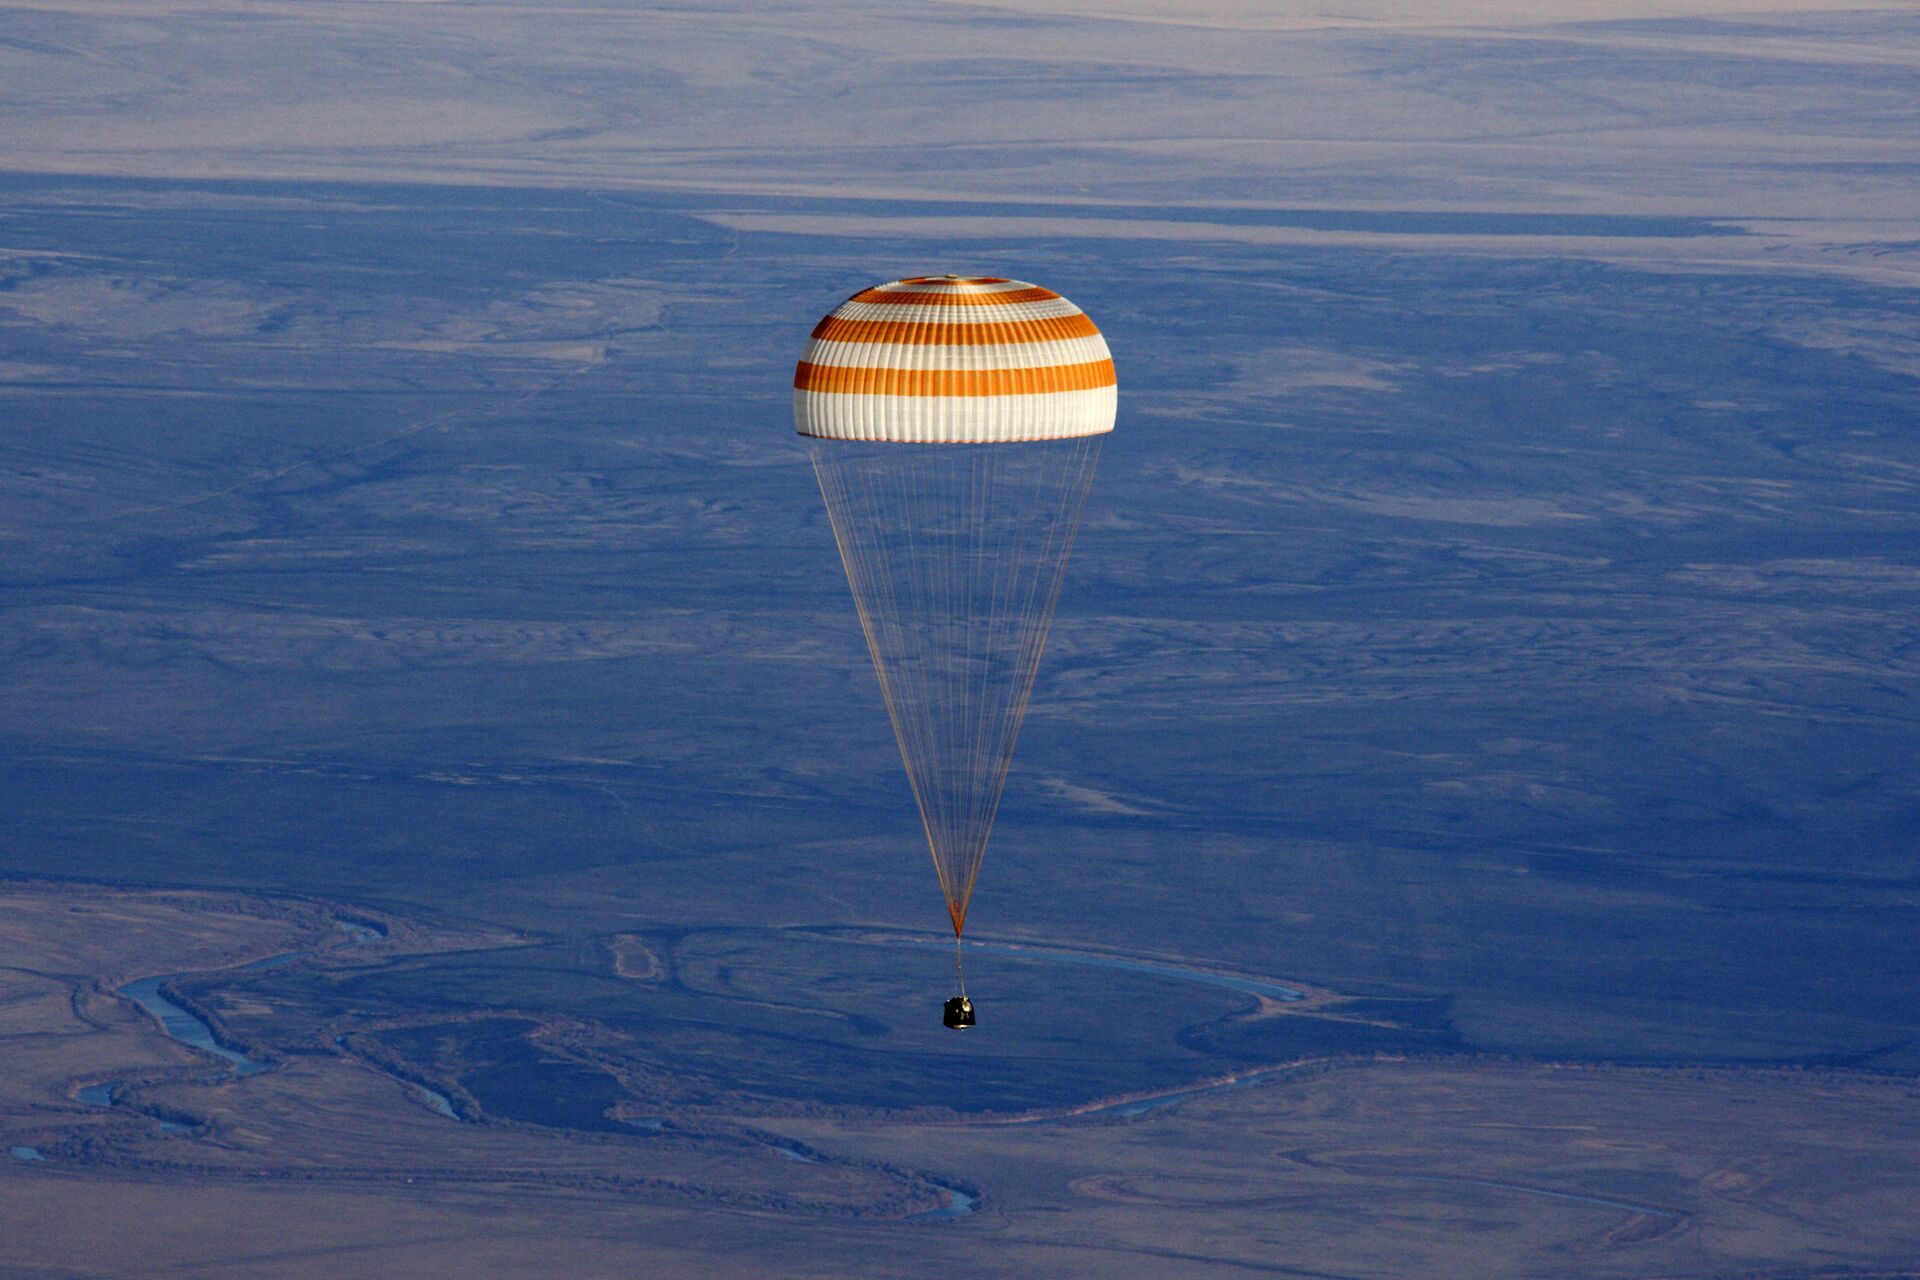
813 448 951 914
810 438 1102 942
955 933 967 997
964 436 1099 919
824 443 942 905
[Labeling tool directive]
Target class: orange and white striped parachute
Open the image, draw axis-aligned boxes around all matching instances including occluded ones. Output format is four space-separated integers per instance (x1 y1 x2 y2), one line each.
797 277 1113 1007
794 276 1116 443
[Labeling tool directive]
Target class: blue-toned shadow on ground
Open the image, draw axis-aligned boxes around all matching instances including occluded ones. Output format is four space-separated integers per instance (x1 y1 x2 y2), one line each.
910 936 1304 1003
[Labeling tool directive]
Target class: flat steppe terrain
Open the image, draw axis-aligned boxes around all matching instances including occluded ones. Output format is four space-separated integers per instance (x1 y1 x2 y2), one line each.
3 881 1916 1278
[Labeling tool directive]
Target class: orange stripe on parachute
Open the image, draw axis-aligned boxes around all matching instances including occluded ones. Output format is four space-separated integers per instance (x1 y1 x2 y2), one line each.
794 359 1116 396
808 312 1102 345
847 286 1061 306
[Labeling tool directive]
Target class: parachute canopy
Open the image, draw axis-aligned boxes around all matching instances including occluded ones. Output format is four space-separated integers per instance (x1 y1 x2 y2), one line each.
798 277 1113 947
793 276 1116 443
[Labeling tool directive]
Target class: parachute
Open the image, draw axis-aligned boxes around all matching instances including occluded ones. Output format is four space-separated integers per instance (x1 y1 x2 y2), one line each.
796 276 1114 1027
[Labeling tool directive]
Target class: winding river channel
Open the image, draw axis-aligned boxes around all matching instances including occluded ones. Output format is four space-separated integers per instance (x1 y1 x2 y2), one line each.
78 918 459 1126
72 919 975 1217
38 923 1685 1227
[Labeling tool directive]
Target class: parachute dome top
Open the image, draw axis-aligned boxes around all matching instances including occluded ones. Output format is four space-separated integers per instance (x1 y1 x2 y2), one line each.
794 276 1117 443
